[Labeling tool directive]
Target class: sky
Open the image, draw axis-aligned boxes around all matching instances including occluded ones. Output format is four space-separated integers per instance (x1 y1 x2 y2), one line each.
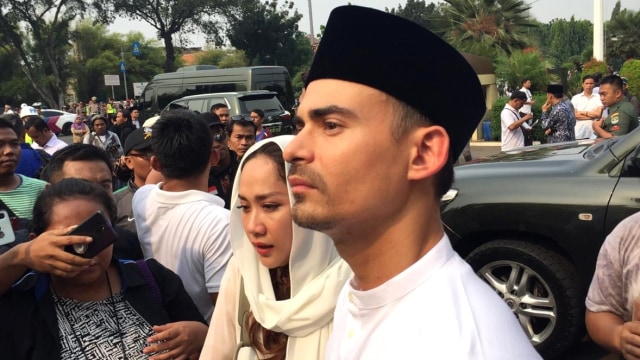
110 0 640 48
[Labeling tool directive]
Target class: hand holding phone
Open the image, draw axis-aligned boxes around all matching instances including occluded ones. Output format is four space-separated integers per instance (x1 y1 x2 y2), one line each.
0 210 16 246
64 211 118 259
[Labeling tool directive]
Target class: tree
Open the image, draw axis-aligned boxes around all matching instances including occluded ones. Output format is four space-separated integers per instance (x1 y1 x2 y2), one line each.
69 21 166 101
440 0 537 59
222 0 312 75
495 48 549 94
546 17 593 67
93 0 234 73
0 0 85 108
386 0 447 37
195 48 248 68
606 8 640 67
620 59 640 97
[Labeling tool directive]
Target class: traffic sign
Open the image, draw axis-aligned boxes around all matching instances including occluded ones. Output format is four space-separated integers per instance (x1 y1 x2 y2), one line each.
132 41 141 56
120 61 126 73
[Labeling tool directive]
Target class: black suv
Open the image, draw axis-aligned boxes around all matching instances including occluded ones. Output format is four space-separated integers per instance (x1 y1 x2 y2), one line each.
442 129 640 359
165 91 293 135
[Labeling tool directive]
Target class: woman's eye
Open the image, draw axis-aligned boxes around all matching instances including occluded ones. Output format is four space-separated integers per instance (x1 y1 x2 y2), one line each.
263 204 281 211
236 204 249 212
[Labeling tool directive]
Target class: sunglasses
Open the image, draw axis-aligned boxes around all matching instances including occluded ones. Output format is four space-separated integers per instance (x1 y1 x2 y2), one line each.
128 152 153 160
213 132 226 142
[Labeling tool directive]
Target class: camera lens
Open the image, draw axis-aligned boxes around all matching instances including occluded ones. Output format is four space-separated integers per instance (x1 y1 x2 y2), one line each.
73 243 87 254
97 225 105 233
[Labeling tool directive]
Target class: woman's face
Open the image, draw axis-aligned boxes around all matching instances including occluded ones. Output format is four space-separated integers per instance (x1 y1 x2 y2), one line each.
48 198 113 285
93 119 107 135
74 116 83 124
250 112 263 127
238 154 293 269
115 112 125 125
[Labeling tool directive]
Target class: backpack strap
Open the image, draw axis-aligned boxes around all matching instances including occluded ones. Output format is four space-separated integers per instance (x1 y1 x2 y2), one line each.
135 259 163 304
234 278 252 359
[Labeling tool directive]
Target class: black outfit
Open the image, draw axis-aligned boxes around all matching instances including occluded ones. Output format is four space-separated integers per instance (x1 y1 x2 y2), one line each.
207 150 239 210
0 258 206 360
113 179 139 235
110 123 135 146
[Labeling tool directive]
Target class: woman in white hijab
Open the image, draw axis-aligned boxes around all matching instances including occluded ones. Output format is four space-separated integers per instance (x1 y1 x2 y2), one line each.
200 136 351 360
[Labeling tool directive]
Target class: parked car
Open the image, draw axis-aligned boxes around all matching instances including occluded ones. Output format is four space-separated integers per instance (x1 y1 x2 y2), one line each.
442 130 640 359
164 91 294 135
41 109 76 135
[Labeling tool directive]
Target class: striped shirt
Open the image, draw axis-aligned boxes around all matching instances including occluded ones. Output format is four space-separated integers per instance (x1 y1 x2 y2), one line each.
0 175 47 219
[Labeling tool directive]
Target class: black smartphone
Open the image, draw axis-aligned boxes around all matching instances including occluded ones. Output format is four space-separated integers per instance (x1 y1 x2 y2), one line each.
64 211 118 258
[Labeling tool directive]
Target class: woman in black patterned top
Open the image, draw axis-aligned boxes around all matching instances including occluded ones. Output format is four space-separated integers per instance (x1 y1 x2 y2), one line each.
0 178 208 360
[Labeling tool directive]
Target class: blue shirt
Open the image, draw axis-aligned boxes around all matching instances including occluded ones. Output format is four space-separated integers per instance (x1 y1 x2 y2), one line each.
15 143 42 178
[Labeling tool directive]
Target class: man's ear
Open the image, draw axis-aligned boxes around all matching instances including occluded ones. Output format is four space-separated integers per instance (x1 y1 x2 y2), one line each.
29 232 36 241
407 126 449 181
150 155 161 172
124 156 134 170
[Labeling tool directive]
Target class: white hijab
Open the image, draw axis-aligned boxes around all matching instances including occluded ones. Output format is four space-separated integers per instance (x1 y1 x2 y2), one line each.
230 136 351 359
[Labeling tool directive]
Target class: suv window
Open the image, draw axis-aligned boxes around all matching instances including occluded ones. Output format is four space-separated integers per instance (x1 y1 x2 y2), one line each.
238 95 284 114
157 85 182 111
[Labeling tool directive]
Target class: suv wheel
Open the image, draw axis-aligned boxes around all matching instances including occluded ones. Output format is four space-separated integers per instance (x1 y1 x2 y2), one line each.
465 240 583 359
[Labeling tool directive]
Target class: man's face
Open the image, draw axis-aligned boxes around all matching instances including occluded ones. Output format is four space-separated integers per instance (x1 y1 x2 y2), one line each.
124 148 153 184
283 79 413 237
599 83 622 107
26 127 51 147
3 105 10 113
513 99 524 110
0 127 20 176
229 124 255 158
215 107 231 123
523 80 531 89
131 109 140 119
250 112 264 127
211 127 230 165
60 160 113 192
582 78 595 93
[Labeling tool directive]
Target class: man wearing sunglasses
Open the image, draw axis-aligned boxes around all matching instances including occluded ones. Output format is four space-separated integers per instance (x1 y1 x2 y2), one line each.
113 127 154 233
201 113 238 209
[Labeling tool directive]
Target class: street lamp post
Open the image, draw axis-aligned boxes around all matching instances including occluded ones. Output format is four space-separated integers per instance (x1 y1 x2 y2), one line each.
308 0 314 41
593 0 604 61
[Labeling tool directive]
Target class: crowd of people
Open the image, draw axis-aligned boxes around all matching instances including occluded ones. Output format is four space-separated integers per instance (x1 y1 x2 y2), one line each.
501 74 640 151
2 4 640 360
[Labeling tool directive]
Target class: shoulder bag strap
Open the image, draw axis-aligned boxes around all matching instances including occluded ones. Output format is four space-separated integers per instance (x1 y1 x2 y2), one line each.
135 259 163 304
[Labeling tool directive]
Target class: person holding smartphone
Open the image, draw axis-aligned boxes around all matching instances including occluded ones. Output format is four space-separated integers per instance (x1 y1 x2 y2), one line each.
0 178 209 360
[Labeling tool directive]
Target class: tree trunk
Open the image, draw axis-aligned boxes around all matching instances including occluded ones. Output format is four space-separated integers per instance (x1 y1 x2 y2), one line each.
163 33 176 73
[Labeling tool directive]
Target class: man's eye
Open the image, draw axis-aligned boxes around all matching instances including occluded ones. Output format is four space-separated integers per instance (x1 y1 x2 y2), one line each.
325 122 338 130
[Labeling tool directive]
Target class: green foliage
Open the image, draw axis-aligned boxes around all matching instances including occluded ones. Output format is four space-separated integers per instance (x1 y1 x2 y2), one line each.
0 0 86 108
69 21 165 102
440 0 538 59
196 49 228 66
92 0 233 73
606 8 640 68
386 0 447 37
217 50 249 68
620 59 640 97
547 17 593 67
582 58 609 77
490 94 548 142
223 0 312 75
495 48 549 94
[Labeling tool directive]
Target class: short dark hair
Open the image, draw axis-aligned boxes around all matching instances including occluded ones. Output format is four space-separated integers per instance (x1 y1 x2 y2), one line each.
24 117 49 132
510 91 527 101
32 178 117 235
227 118 257 135
600 75 624 91
210 103 229 112
389 97 453 198
41 144 114 183
582 75 595 83
521 78 530 85
0 114 21 136
250 109 264 118
152 109 212 179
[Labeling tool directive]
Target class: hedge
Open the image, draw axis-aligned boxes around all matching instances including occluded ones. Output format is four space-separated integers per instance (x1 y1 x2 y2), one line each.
620 59 640 97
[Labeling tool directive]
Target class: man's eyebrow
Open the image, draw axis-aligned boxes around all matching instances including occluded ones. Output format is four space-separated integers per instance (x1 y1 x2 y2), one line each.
308 105 357 119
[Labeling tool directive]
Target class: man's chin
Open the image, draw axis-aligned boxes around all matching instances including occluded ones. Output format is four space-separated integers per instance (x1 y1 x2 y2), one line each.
291 203 336 232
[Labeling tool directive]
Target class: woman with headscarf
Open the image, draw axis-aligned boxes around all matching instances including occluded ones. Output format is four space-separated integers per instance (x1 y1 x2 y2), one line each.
200 136 351 360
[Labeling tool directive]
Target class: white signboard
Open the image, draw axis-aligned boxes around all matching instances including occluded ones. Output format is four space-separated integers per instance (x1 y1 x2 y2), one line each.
133 82 148 97
104 75 120 86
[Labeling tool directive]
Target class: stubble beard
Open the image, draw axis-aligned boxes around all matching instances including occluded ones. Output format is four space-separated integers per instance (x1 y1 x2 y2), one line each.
291 193 338 232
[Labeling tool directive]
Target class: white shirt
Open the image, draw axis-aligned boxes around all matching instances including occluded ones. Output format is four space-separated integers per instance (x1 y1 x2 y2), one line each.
132 184 232 322
519 87 533 114
31 133 68 155
326 236 541 360
500 103 524 151
571 92 602 140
